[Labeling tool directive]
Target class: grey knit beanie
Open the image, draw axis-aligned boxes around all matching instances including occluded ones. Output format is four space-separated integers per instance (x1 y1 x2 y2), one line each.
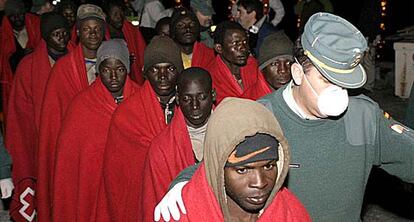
144 35 184 73
258 31 294 70
96 39 130 73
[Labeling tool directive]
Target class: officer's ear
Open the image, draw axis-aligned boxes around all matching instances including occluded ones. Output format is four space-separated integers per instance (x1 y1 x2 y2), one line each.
291 62 304 86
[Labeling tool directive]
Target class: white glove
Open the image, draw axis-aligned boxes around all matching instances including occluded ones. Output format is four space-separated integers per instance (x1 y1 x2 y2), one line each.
154 181 188 221
0 178 14 199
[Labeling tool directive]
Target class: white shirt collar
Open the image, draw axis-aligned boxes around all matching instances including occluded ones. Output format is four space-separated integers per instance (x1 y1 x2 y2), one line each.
282 81 318 120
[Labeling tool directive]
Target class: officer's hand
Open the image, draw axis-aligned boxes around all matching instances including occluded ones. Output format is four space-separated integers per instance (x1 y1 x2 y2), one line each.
0 178 14 199
154 181 188 221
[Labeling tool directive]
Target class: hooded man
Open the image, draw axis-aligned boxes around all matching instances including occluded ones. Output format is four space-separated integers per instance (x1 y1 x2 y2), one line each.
258 31 294 91
0 0 40 116
36 4 106 221
101 35 184 222
141 67 215 221
159 13 414 222
52 39 139 222
5 12 72 222
103 0 146 84
170 8 215 70
210 21 270 104
159 98 310 221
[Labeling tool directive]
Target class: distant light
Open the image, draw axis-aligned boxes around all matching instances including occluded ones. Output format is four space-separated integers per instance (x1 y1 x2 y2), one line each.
52 0 57 5
381 1 386 7
210 25 216 32
131 20 139 26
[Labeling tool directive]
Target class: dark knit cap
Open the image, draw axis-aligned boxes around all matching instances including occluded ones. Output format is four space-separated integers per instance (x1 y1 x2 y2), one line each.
258 31 294 70
226 133 279 167
170 7 200 38
144 36 184 73
40 12 70 41
96 39 130 73
4 0 26 16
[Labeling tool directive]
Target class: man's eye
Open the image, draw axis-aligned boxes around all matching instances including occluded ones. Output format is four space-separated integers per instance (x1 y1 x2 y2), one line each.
236 168 248 174
264 163 275 171
168 66 176 72
176 23 185 29
182 96 191 102
117 68 126 73
198 94 206 100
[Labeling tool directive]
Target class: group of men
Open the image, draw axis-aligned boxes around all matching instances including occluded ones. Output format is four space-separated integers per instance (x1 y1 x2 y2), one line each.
0 0 413 222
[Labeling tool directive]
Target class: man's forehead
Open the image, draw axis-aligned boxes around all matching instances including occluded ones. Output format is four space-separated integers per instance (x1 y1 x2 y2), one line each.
152 62 174 68
79 19 102 27
176 15 197 24
225 29 247 40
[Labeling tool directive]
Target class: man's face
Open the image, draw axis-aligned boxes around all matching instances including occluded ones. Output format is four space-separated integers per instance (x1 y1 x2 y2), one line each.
262 57 292 90
0 0 7 10
99 58 128 94
47 27 70 52
145 63 179 96
292 63 338 118
216 29 249 67
108 5 125 30
38 2 54 15
173 16 200 45
194 10 212 28
79 19 104 51
157 24 170 37
177 79 214 128
224 159 278 213
8 13 25 31
235 5 256 30
62 7 76 28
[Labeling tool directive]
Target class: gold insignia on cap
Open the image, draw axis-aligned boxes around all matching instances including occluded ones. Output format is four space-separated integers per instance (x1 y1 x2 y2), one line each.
349 52 363 68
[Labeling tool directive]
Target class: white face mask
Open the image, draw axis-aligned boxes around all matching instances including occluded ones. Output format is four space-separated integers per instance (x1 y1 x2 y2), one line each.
303 74 349 117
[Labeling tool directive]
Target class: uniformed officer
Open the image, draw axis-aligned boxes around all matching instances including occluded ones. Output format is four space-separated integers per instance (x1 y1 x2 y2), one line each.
154 12 414 222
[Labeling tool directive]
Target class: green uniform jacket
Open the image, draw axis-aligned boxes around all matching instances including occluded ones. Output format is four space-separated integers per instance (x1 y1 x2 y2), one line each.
258 86 414 222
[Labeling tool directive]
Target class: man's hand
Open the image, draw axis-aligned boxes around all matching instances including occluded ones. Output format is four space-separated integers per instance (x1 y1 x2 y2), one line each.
0 178 14 199
154 181 188 221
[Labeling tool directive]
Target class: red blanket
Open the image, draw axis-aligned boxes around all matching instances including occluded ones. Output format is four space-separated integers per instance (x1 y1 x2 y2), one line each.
122 21 146 85
0 14 41 117
141 109 195 221
209 56 271 104
171 163 312 222
191 42 215 70
52 77 138 222
69 25 78 45
36 44 90 222
5 40 51 222
102 81 169 222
